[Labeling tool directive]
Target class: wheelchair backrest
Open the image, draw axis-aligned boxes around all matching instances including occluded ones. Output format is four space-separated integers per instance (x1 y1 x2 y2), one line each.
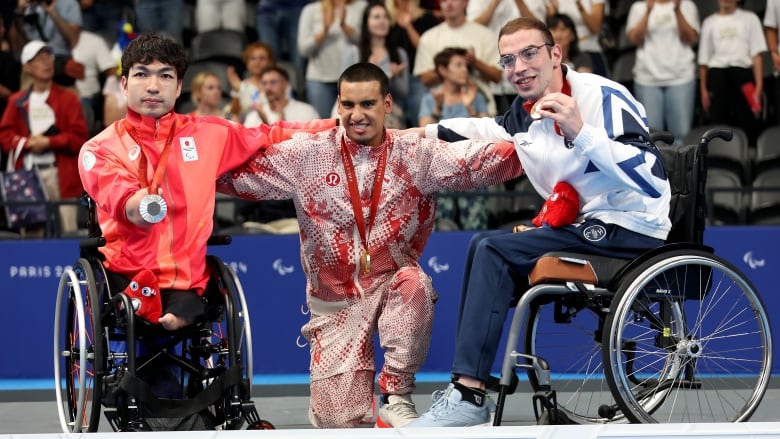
657 141 708 245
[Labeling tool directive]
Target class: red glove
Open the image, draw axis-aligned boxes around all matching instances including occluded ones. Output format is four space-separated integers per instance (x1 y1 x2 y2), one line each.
532 181 579 228
123 269 162 323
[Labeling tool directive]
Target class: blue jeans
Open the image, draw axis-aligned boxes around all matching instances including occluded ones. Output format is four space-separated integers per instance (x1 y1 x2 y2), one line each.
256 5 306 75
305 80 338 119
634 80 695 146
451 221 664 382
135 0 184 43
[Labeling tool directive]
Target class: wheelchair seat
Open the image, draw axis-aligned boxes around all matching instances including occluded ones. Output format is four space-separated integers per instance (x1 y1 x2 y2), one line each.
493 129 773 426
528 252 632 288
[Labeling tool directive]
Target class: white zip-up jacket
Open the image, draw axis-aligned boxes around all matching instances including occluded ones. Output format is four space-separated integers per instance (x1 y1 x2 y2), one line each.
426 68 671 240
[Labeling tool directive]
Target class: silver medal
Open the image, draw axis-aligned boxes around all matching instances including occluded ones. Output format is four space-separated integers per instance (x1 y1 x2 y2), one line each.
139 194 168 223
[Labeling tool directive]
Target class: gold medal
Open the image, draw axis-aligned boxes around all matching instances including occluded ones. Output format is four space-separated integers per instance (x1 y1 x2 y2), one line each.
360 249 371 274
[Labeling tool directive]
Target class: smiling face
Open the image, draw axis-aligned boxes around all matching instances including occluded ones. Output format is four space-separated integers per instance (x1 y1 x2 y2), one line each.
122 60 182 118
337 80 392 147
498 27 562 102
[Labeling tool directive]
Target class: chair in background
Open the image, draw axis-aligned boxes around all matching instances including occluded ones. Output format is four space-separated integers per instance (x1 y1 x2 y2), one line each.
755 125 780 176
611 49 636 93
493 176 545 229
706 167 745 224
684 125 752 185
190 29 247 67
749 168 780 224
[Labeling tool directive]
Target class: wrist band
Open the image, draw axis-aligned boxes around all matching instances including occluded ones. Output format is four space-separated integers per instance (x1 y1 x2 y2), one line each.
139 194 168 223
230 90 240 98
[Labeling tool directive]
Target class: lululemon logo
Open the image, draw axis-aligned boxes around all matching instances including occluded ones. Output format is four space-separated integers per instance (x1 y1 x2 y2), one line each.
583 224 607 242
325 172 340 186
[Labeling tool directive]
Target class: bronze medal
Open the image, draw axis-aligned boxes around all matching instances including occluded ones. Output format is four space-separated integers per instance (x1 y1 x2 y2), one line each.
361 249 371 274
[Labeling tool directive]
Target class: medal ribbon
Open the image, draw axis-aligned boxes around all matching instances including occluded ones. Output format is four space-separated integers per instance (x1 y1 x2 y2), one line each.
125 119 177 195
339 134 390 263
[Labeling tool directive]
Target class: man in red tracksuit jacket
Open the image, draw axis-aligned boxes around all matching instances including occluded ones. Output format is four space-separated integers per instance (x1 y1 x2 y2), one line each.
0 40 88 235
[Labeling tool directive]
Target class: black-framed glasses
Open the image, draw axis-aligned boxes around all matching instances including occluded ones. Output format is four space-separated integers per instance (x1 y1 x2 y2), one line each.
498 44 553 70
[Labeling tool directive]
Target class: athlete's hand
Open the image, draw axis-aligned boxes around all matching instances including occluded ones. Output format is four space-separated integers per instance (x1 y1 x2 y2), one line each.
534 92 584 141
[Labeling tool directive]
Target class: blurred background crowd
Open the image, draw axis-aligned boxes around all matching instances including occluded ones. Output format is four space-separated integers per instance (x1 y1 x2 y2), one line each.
1 0 779 239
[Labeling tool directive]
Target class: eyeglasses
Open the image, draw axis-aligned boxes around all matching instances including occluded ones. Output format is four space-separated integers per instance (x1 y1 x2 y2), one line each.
498 44 553 70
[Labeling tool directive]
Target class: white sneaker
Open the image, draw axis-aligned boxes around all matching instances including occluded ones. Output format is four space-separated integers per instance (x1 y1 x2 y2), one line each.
405 383 491 427
375 394 419 428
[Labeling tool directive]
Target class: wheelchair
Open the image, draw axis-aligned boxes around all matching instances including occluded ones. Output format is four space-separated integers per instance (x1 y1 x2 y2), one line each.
53 200 273 432
491 128 773 425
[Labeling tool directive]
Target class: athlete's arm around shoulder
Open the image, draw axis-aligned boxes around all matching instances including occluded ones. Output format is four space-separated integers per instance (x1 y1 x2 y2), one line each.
422 117 514 143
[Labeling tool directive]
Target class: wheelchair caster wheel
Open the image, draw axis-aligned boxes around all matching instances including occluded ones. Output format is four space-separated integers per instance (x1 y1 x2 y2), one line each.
247 420 274 430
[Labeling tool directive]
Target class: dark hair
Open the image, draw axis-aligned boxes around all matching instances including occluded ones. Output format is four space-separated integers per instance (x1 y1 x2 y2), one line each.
358 1 402 65
338 62 390 97
260 65 290 82
547 13 581 58
499 17 555 47
121 32 188 79
433 46 468 78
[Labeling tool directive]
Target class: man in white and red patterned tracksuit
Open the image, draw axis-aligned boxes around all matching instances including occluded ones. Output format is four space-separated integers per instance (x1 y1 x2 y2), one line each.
218 63 523 428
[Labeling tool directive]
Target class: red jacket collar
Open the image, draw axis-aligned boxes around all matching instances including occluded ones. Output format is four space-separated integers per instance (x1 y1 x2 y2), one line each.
124 108 178 141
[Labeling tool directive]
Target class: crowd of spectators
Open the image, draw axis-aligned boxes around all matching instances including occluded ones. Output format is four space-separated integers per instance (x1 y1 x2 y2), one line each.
2 0 780 237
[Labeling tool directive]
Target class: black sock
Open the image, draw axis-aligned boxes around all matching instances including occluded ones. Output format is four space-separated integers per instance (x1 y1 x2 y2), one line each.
452 381 486 407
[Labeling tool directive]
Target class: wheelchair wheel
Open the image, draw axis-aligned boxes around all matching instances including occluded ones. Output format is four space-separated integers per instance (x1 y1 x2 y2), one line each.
54 258 106 432
203 256 254 429
603 249 772 423
523 294 627 424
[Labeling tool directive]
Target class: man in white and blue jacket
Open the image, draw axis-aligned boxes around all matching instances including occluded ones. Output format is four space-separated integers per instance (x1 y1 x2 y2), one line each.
407 17 672 427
